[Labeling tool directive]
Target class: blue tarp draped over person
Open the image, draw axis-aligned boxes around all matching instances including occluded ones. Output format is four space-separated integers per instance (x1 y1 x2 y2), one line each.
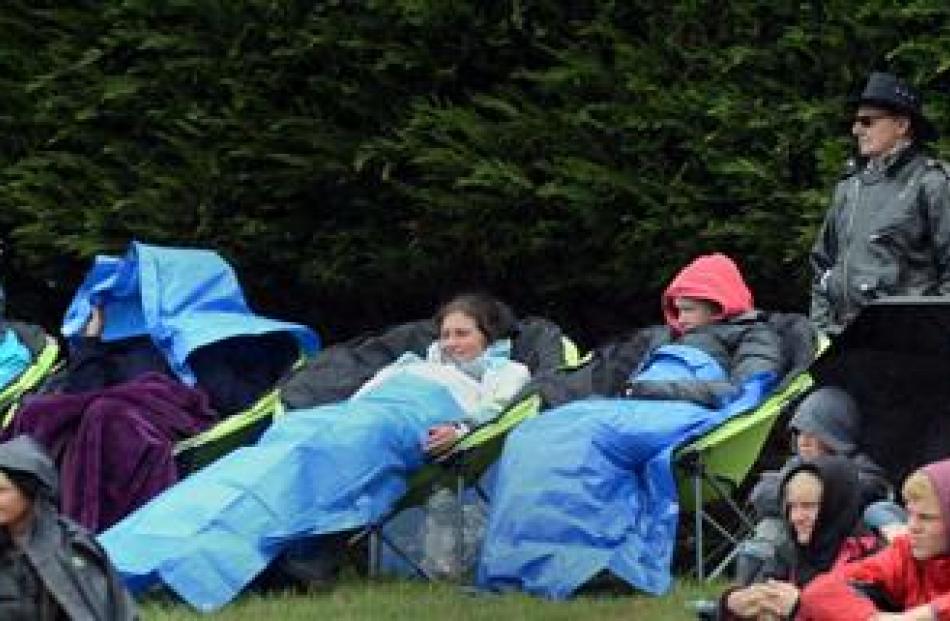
61 241 319 388
476 254 785 598
99 293 562 611
2 242 321 533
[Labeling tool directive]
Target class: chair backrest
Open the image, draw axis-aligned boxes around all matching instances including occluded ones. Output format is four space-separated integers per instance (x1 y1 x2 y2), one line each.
279 316 571 411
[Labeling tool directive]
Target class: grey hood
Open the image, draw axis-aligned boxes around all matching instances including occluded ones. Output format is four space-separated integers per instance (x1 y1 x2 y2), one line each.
790 386 861 455
0 436 58 501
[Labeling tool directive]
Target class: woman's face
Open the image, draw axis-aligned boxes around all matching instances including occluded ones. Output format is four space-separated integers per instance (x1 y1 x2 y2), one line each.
439 311 488 362
0 471 33 539
785 471 823 546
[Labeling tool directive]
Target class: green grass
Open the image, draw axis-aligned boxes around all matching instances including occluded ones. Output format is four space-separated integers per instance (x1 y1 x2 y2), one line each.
139 578 723 620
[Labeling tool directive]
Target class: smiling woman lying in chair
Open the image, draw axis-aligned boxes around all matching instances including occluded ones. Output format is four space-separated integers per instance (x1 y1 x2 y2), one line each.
99 292 531 612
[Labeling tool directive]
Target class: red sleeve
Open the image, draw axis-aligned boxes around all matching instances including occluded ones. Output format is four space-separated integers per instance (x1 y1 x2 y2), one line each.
799 539 911 621
799 574 878 621
835 537 910 599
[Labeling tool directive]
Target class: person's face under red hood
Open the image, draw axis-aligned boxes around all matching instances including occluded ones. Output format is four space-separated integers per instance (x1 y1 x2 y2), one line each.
662 253 754 334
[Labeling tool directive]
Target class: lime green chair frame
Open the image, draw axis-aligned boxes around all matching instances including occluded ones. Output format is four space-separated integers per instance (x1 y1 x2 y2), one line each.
674 370 815 580
1 336 62 429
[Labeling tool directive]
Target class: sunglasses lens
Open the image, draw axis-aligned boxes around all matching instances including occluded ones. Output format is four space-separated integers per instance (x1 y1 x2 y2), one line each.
855 114 889 127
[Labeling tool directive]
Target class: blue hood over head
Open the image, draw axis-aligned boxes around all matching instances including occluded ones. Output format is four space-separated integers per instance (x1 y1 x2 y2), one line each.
62 242 319 384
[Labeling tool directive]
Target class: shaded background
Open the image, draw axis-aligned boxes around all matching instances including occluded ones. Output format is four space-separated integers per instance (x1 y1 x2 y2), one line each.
2 1 949 348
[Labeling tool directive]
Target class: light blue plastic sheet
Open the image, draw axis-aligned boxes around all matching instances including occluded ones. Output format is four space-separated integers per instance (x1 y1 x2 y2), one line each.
100 374 467 611
0 328 30 391
476 345 776 598
61 241 319 383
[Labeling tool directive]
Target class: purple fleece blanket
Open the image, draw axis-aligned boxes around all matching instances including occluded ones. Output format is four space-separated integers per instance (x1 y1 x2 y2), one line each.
3 373 216 532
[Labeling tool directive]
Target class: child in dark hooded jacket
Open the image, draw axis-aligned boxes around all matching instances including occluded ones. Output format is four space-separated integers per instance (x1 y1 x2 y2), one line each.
719 456 883 620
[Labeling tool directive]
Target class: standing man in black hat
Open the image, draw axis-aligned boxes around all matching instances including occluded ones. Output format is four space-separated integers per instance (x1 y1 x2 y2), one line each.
810 71 950 336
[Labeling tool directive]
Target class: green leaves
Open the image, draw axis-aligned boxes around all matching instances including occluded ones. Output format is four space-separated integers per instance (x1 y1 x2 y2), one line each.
1 1 949 341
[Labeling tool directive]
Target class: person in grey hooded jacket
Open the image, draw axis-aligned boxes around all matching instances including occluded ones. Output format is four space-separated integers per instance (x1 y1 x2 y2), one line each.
735 386 893 584
811 71 950 336
0 435 135 620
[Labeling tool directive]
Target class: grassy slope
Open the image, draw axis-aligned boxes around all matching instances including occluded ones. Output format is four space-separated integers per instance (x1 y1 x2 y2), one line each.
140 579 723 620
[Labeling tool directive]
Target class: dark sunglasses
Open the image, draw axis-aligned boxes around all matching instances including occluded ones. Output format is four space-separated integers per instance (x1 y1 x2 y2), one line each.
854 113 893 128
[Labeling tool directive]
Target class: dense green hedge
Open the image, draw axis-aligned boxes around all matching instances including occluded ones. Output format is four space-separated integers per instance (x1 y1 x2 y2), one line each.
2 1 950 344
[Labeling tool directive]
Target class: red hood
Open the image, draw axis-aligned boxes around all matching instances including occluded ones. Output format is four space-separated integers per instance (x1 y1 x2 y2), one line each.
662 253 754 335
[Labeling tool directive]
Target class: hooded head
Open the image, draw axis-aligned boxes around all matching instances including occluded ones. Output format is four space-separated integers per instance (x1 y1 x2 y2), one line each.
789 387 861 457
0 436 57 542
781 455 864 584
661 253 754 335
0 436 58 502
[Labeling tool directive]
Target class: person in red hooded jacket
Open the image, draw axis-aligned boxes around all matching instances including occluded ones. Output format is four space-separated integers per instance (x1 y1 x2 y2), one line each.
622 253 784 408
798 457 950 620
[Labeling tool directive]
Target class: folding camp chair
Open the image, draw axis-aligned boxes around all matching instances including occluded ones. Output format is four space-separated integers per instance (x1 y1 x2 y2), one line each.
0 322 62 428
673 312 822 580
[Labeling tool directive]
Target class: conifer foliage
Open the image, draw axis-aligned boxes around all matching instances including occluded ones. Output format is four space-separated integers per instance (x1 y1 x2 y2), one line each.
1 1 949 341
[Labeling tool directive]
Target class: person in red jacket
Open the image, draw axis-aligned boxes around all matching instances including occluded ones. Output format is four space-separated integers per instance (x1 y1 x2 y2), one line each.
799 457 950 620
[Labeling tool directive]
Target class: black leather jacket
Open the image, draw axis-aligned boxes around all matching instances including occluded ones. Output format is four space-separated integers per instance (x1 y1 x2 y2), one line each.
810 147 950 335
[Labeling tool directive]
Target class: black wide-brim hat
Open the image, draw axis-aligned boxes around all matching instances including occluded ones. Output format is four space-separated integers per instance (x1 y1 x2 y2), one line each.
850 71 938 141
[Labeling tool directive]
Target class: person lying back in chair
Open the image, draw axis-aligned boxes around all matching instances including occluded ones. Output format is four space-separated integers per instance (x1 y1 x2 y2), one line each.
100 292 532 612
619 252 783 407
475 253 789 599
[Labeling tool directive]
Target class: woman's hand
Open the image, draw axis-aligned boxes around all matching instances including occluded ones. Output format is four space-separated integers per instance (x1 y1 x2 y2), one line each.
424 424 462 457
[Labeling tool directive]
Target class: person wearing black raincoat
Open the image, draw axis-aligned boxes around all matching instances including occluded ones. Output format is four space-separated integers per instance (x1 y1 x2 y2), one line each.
810 71 950 336
0 435 135 620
